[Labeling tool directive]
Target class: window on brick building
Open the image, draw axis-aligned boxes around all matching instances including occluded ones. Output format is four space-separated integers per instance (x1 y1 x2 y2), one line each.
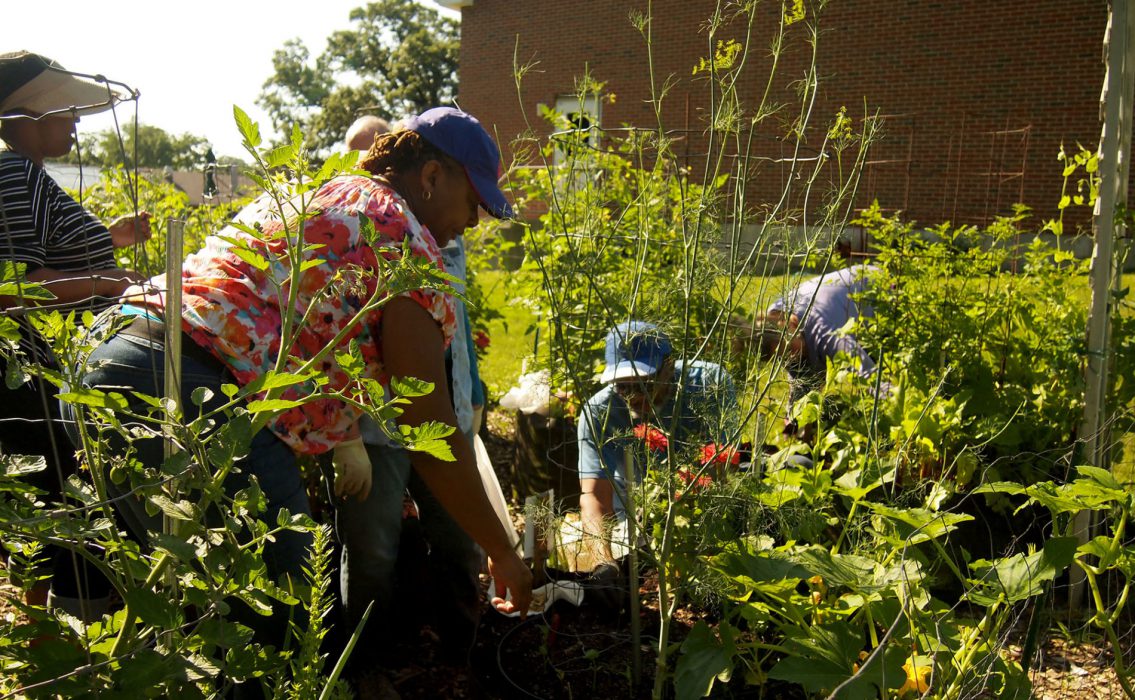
553 94 600 166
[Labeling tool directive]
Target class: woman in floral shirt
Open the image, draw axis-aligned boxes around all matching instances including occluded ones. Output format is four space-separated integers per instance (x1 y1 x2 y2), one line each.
67 108 532 640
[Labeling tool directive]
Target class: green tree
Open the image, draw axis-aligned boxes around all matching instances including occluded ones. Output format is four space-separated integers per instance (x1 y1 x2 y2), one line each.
257 0 459 154
64 119 213 169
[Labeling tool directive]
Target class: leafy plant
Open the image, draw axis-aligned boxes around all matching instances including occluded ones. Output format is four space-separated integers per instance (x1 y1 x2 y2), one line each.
0 108 457 697
72 165 250 279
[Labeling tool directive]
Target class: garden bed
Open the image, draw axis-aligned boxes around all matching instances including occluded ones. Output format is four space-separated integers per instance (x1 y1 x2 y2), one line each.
1 406 1131 698
361 408 1135 699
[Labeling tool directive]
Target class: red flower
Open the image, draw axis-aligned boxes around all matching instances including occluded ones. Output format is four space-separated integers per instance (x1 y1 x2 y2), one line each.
473 330 491 349
633 423 669 452
676 468 714 488
701 443 741 467
674 468 714 501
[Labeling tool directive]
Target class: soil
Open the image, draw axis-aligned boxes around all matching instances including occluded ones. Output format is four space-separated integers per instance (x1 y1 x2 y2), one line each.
1011 636 1129 700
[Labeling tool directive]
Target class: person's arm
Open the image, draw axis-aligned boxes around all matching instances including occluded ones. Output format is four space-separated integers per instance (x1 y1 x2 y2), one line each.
579 477 617 563
107 212 153 249
8 266 146 308
381 296 531 615
577 405 620 564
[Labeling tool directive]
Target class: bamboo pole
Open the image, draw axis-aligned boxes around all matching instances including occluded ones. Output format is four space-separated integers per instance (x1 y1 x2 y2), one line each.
163 218 184 538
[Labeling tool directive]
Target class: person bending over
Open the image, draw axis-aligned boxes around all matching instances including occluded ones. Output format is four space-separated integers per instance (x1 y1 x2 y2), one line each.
577 321 737 607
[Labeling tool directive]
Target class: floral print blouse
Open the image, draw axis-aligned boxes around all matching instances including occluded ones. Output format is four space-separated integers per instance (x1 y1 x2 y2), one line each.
151 175 456 454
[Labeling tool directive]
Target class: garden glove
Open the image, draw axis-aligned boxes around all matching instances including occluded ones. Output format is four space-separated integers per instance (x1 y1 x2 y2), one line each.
584 560 626 612
332 437 373 502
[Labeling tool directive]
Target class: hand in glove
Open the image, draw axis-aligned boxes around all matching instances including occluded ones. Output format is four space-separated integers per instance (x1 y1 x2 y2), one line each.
332 437 373 502
585 560 626 611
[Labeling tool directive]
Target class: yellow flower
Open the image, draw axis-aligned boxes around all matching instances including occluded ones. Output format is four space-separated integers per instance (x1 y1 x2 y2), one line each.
898 656 932 696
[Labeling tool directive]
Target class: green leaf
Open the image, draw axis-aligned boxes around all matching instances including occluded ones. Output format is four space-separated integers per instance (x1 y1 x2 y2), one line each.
1079 537 1135 575
63 475 99 505
972 481 1028 497
242 369 320 395
4 359 26 390
245 398 305 413
114 648 183 688
390 375 435 398
0 281 54 301
229 245 271 272
711 545 811 585
234 105 261 149
57 388 130 411
124 587 180 629
225 642 275 682
791 548 879 591
769 621 899 698
150 532 200 562
1074 465 1123 490
264 145 296 170
357 212 379 247
276 507 317 531
207 414 254 468
315 151 350 182
2 454 46 476
149 494 199 521
158 449 193 477
864 503 972 545
402 421 455 461
196 617 255 649
967 537 1077 605
335 339 366 377
674 621 735 699
182 651 222 681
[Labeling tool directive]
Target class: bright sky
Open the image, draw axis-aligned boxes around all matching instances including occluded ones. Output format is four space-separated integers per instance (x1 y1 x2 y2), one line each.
8 1 457 160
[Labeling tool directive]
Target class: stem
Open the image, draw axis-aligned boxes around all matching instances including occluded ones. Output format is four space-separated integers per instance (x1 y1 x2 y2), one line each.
109 551 172 657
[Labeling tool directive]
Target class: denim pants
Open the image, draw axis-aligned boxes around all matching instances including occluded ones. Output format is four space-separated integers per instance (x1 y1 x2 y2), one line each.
62 328 314 598
334 433 482 660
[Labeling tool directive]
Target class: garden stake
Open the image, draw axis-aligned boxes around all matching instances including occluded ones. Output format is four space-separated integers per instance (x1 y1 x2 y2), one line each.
162 218 184 541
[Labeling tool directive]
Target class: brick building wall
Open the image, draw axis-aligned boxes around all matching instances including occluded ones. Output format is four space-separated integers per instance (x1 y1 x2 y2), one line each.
451 1 1111 232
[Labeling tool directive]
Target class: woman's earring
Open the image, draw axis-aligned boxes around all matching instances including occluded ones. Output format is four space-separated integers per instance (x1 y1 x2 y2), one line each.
424 190 433 201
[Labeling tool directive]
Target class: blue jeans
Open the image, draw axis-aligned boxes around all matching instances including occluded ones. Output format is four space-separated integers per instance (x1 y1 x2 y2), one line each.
62 328 314 607
334 434 482 659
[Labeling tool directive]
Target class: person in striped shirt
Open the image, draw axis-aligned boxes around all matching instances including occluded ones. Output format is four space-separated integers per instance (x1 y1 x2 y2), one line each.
0 51 150 618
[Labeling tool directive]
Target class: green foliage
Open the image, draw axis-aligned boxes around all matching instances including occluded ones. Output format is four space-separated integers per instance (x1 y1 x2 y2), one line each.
257 0 459 154
495 86 729 398
63 119 215 170
0 106 455 697
850 200 1094 486
72 166 250 277
492 9 1134 695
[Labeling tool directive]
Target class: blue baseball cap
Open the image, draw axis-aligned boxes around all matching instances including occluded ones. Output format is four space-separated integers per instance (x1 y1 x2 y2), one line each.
402 106 513 220
600 321 672 384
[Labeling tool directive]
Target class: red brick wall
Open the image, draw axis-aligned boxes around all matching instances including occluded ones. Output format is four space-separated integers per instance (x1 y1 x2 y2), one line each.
456 1 1110 232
